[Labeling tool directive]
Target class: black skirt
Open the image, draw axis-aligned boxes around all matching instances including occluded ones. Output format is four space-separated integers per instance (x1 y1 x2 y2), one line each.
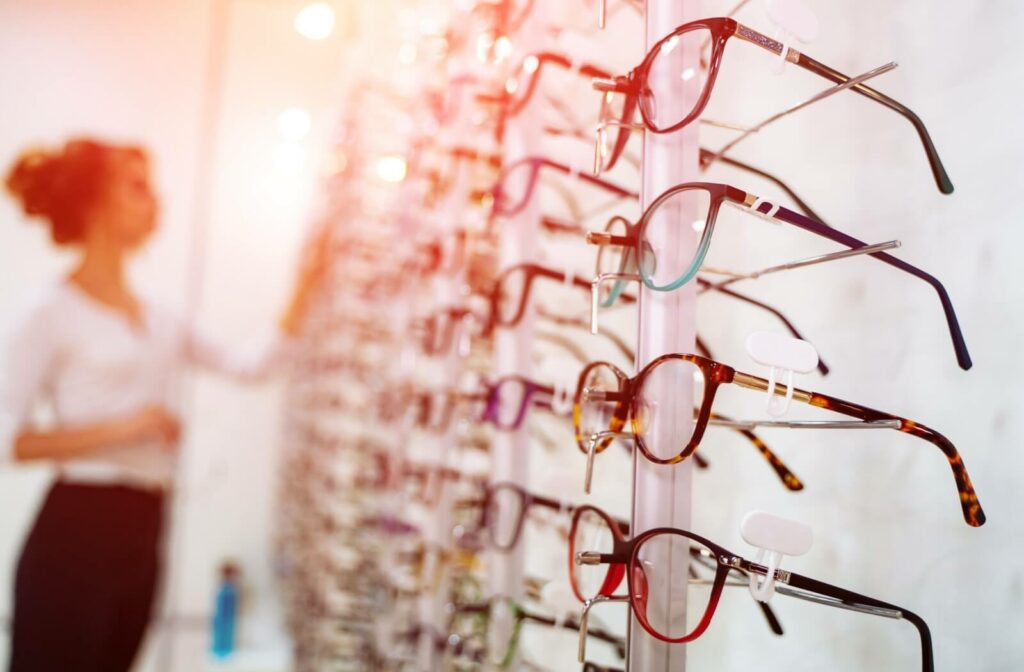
8 480 165 672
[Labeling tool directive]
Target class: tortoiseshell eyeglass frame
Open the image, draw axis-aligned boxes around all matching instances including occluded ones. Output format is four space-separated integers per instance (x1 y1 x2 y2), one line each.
568 504 935 671
594 17 953 194
573 354 984 526
589 181 972 370
571 358 802 492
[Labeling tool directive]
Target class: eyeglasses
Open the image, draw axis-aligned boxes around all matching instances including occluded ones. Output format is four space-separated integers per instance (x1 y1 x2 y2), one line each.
566 505 785 636
588 181 972 370
489 261 804 341
417 305 485 356
489 129 834 227
446 596 626 669
574 353 985 526
486 263 609 336
491 156 635 219
412 389 461 433
479 51 614 118
569 505 935 669
423 146 503 205
591 17 953 194
475 482 595 551
404 462 487 507
473 374 571 430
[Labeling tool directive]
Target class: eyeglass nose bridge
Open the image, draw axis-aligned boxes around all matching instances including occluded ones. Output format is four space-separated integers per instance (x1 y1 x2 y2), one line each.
589 272 640 334
578 594 629 662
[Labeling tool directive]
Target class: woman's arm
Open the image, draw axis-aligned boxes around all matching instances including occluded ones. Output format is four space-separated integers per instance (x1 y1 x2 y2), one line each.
279 223 329 336
13 406 180 463
185 226 329 380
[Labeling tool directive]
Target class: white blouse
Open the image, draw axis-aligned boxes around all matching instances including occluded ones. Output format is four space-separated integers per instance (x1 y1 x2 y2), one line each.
0 282 291 490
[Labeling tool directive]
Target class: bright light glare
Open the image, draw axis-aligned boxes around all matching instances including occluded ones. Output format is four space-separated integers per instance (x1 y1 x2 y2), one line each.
493 35 512 62
294 3 335 40
277 107 311 141
522 54 539 75
691 218 705 233
274 142 306 174
375 155 407 183
681 67 696 82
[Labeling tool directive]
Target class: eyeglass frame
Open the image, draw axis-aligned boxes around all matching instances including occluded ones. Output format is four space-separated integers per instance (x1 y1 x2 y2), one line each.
588 181 972 370
573 353 985 526
592 16 953 194
569 504 934 670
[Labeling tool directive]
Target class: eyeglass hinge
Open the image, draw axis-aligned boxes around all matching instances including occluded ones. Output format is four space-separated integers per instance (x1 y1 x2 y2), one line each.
591 77 621 93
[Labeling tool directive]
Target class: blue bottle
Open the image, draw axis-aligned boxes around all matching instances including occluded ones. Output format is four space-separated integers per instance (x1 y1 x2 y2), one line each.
211 561 240 658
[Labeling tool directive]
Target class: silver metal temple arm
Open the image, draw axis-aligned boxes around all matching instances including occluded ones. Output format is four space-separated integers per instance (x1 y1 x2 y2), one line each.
703 61 898 170
590 272 640 333
583 431 633 493
700 239 901 291
578 594 630 662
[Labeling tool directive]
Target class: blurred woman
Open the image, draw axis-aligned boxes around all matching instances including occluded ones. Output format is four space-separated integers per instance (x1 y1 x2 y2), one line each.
1 138 323 671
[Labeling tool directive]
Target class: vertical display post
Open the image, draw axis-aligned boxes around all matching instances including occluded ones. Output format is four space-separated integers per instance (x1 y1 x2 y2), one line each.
488 3 547 663
629 0 702 669
416 80 476 668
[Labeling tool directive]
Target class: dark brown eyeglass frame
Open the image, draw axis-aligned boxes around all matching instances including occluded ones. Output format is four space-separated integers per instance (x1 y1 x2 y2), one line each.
595 17 953 194
568 505 935 670
573 354 984 526
572 358 802 492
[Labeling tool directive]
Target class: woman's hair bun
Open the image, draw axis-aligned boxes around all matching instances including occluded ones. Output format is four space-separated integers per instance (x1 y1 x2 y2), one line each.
4 139 145 245
6 149 61 218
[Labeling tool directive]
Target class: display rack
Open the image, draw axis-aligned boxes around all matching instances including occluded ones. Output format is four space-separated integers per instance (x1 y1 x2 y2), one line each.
487 4 549 662
629 1 702 668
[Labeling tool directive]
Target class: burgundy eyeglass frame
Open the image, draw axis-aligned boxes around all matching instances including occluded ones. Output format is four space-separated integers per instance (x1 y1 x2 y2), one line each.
597 17 953 194
567 505 934 670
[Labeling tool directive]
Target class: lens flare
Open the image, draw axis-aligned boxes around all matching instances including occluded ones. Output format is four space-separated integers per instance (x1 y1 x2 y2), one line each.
375 155 407 183
294 2 335 40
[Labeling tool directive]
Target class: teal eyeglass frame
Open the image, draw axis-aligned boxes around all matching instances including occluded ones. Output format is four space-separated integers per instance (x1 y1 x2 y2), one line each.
588 181 972 370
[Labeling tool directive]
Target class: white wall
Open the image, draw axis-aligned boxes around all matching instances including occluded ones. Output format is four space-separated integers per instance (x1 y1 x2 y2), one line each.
479 1 1024 670
0 1 347 668
675 1 1024 670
